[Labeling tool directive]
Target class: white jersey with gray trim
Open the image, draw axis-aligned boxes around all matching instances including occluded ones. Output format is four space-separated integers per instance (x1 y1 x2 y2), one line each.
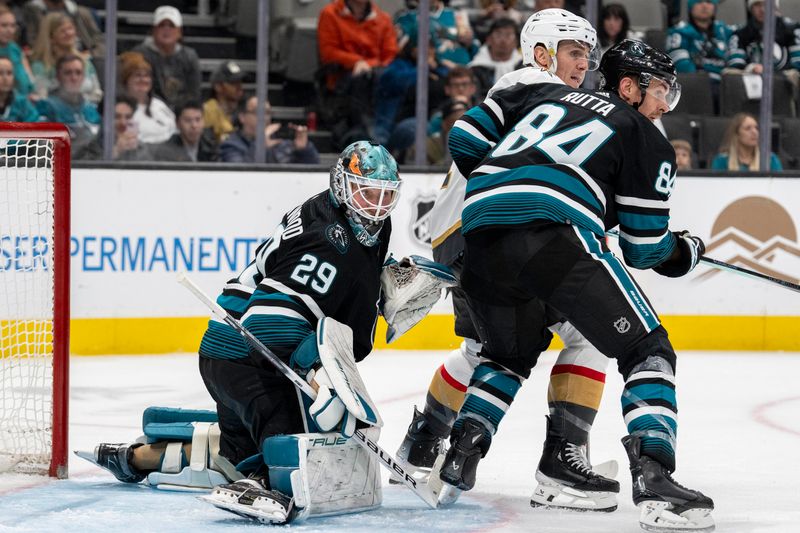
429 67 565 266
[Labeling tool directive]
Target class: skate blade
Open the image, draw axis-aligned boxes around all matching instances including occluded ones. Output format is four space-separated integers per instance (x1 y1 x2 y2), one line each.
437 483 463 506
198 494 289 525
593 459 619 480
531 482 618 512
73 449 99 465
638 501 715 532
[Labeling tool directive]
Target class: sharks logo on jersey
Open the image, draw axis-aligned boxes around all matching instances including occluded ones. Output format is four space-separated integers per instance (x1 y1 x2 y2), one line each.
326 223 350 254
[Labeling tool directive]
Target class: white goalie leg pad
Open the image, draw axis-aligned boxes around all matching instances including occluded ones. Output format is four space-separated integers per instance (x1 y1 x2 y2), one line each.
317 317 382 427
380 255 457 343
531 471 618 512
145 422 241 491
263 429 383 519
638 501 715 532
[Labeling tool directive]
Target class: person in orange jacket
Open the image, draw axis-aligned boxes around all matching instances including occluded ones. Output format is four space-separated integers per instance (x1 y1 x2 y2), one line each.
317 0 399 148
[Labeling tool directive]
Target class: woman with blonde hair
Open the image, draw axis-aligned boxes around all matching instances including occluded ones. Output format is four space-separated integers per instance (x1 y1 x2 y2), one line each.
711 112 782 171
119 51 176 144
30 12 101 103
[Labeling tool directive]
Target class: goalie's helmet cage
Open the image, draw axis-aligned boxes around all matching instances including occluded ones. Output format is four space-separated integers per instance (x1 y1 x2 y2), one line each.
330 141 401 247
520 8 599 71
599 39 681 110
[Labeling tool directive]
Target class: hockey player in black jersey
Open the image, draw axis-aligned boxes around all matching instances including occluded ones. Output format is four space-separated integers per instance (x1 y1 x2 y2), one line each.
439 40 715 531
77 141 415 523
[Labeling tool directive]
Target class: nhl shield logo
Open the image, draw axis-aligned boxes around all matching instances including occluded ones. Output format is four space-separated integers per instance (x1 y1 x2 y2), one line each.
613 316 631 334
326 223 350 254
411 194 436 246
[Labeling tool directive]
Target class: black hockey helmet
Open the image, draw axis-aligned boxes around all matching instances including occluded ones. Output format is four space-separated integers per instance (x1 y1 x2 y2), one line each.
599 39 681 110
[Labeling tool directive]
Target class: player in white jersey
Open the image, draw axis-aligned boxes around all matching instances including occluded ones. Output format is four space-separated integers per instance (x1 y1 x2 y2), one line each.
395 9 620 511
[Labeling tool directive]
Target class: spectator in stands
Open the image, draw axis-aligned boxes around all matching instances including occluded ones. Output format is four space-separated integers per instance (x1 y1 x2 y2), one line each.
22 0 104 58
374 23 448 155
711 112 782 171
317 0 398 148
395 0 480 69
203 60 245 143
469 18 522 99
666 0 731 112
470 1 523 42
423 97 468 165
0 6 33 98
0 55 38 121
133 6 201 111
36 53 99 157
30 12 101 103
671 139 694 170
220 96 319 164
727 0 800 73
533 0 565 12
119 51 176 144
598 3 644 55
154 100 218 162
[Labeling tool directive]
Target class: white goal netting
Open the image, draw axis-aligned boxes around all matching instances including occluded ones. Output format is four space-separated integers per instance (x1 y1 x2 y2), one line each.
0 138 58 475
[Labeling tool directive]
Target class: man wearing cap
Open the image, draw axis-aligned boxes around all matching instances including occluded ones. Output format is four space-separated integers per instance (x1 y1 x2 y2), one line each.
727 0 800 73
133 5 201 111
203 61 245 142
666 0 732 82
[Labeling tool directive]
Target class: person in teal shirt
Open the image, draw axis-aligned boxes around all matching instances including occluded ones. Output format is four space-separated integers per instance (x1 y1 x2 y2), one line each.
36 54 100 156
0 6 34 97
0 56 39 121
395 0 479 67
711 112 783 171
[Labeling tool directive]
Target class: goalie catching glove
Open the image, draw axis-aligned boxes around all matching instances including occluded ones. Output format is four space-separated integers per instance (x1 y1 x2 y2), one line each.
307 317 382 437
653 230 705 278
381 255 457 343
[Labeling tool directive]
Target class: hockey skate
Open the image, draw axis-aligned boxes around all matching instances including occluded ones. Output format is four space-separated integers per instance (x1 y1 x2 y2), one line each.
391 407 446 485
439 418 490 492
199 478 298 525
74 443 146 483
531 417 619 512
623 435 714 532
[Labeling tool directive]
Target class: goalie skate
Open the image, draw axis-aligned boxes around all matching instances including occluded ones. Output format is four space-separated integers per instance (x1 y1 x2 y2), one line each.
74 443 146 483
199 479 297 525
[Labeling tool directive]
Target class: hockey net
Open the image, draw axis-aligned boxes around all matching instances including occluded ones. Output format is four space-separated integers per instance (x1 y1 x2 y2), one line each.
0 124 70 478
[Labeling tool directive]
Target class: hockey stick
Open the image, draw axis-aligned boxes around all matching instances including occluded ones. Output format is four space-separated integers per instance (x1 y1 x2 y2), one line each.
606 230 800 294
176 272 441 509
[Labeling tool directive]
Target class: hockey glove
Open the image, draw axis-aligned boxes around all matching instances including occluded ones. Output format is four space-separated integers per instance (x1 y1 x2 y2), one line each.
653 230 705 278
381 255 457 343
307 366 356 438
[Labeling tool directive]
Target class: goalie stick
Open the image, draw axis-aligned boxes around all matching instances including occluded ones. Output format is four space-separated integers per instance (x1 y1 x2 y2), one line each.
176 272 441 509
606 230 800 294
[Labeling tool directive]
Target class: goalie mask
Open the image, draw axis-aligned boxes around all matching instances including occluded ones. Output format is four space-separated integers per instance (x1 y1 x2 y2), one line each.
330 141 402 247
520 9 600 72
599 39 681 111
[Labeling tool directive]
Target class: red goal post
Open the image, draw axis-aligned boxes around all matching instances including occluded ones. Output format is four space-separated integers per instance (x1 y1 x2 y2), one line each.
0 123 70 478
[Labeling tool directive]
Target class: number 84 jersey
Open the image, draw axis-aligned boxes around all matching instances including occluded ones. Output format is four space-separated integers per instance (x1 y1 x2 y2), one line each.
453 82 678 270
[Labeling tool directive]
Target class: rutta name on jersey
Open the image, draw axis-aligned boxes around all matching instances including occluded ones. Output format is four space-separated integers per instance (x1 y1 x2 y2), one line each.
560 92 616 117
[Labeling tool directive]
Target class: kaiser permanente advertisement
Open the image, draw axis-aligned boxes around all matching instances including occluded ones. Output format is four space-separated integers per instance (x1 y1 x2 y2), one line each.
49 169 800 353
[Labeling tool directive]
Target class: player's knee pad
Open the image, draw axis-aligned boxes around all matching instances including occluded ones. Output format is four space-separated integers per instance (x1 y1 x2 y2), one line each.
261 429 382 521
137 406 242 491
617 326 677 380
440 338 481 385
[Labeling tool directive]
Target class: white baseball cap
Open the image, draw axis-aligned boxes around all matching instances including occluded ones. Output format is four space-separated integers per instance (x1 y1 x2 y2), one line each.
154 5 182 27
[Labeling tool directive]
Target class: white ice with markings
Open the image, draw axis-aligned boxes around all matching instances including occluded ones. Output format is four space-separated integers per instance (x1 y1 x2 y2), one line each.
1 350 799 532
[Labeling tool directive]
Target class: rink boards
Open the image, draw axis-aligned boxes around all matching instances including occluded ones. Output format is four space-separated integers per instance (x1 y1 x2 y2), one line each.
21 167 800 354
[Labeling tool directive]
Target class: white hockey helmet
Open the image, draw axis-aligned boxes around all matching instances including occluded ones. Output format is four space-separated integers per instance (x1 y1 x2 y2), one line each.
520 8 600 72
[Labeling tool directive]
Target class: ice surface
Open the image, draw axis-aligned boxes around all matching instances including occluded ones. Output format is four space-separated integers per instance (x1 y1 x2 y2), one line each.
1 350 799 532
